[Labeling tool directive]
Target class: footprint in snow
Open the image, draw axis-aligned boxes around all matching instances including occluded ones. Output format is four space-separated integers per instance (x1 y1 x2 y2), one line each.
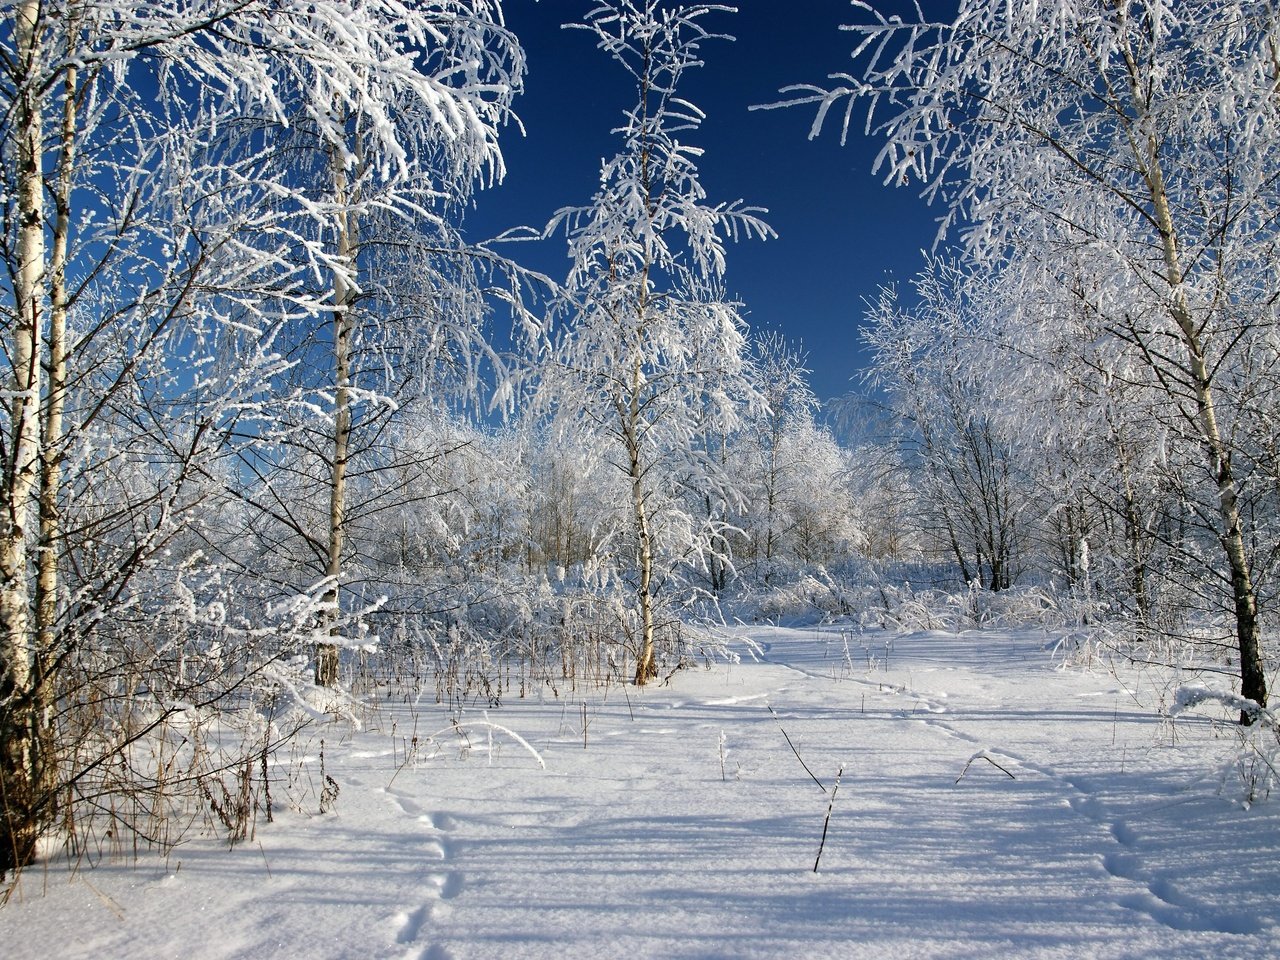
911 715 980 746
388 795 454 838
398 796 425 818
389 871 465 955
386 799 465 956
1102 851 1143 882
1116 882 1264 935
1064 779 1261 934
380 788 424 818
431 870 463 900
1067 793 1107 823
1110 821 1138 846
393 903 431 944
420 838 446 860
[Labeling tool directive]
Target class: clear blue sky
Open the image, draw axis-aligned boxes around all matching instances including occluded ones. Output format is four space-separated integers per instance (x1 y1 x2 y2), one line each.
469 1 950 404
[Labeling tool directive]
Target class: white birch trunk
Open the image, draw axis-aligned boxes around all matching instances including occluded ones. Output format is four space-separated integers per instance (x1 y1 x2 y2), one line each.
1145 152 1266 715
316 140 355 688
1115 6 1268 713
30 56 77 813
627 356 657 685
2 0 46 875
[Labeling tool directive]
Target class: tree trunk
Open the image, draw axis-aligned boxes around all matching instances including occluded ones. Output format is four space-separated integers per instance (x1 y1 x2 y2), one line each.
1144 137 1267 720
1114 436 1152 624
1 0 46 877
316 141 356 689
30 55 79 826
631 490 657 685
629 358 660 686
763 443 779 587
704 493 726 594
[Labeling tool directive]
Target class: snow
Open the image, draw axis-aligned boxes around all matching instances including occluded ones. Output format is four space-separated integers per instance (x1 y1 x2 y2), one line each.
4 625 1278 959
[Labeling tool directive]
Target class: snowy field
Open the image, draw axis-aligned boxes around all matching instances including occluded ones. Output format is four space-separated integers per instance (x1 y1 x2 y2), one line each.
3 625 1278 959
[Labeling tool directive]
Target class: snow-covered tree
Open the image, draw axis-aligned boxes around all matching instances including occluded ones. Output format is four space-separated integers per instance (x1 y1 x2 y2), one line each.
742 333 819 585
864 267 1034 591
232 3 525 687
537 0 771 684
0 0 331 880
835 397 918 565
972 256 1179 621
791 0 1280 715
702 333 863 590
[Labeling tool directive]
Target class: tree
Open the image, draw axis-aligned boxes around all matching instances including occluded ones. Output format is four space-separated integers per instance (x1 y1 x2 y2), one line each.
537 0 771 684
835 397 918 565
744 333 819 585
864 268 1031 592
973 256 1180 622
197 2 526 687
0 0 328 879
793 0 1279 715
711 333 860 589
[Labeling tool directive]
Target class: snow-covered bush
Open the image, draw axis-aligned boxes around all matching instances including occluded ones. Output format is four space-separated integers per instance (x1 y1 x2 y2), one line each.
26 552 333 874
1172 684 1280 807
731 571 856 626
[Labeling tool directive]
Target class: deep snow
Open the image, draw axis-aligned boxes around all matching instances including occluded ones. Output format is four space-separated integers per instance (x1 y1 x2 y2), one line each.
3 625 1278 959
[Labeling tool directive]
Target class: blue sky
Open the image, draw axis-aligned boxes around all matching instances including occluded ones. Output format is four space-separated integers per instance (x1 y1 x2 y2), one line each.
469 1 949 403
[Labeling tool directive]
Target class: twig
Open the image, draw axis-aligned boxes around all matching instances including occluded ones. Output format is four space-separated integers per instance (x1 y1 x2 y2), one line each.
768 705 826 792
813 763 844 873
955 751 1016 784
257 841 273 879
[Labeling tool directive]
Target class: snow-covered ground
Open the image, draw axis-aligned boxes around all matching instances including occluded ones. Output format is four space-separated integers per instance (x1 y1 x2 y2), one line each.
4 625 1278 959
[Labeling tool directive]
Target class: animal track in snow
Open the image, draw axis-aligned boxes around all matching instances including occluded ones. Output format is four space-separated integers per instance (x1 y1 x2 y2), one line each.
420 838 446 860
398 796 424 817
911 714 980 746
1060 774 1259 934
385 794 454 845
1112 875 1263 934
394 903 431 944
385 797 467 959
429 870 463 901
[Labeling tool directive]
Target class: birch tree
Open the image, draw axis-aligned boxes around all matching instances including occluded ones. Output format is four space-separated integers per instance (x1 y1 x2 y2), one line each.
203 2 525 687
538 0 771 684
790 0 1280 715
0 1 311 879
